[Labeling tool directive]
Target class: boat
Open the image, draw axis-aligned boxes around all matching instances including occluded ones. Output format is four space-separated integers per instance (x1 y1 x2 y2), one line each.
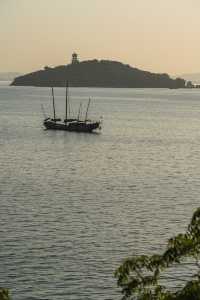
43 83 101 133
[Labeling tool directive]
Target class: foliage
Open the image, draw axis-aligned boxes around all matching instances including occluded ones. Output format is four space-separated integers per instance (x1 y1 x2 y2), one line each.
0 288 10 300
115 207 200 300
10 59 186 88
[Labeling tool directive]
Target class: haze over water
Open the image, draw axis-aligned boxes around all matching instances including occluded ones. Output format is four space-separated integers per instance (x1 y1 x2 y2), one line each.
1 84 200 299
2 0 200 75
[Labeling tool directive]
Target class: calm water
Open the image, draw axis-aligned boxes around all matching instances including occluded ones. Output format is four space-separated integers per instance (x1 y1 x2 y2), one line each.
1 83 200 299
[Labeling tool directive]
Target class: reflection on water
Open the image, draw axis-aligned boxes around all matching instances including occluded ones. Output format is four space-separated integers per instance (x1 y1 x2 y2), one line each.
1 86 200 299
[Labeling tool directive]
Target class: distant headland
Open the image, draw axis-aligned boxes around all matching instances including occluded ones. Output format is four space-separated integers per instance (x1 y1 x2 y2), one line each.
11 53 188 88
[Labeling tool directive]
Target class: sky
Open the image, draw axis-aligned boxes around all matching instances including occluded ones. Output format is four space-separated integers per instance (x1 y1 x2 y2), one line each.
1 0 200 76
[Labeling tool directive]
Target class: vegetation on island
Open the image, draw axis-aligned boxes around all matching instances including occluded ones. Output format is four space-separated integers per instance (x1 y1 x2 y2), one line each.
115 207 200 300
11 59 186 88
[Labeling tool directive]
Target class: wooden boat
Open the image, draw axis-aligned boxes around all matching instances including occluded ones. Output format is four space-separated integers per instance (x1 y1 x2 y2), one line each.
43 83 101 133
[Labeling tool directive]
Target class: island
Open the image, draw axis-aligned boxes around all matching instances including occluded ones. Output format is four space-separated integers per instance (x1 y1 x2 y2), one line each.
11 53 186 88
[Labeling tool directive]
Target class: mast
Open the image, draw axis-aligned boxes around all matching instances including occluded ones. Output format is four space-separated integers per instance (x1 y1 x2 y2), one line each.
65 81 68 122
41 104 47 119
51 87 56 121
85 97 91 122
77 102 82 121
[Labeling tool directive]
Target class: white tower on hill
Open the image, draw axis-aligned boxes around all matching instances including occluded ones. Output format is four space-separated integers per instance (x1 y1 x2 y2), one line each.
71 52 79 64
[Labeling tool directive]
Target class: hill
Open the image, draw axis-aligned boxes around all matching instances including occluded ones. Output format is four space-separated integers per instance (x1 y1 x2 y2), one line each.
11 59 186 88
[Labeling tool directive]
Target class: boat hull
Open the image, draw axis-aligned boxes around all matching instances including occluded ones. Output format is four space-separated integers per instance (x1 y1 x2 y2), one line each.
43 119 100 133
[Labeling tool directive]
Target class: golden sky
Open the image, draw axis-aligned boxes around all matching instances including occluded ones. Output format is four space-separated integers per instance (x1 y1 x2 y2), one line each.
1 0 200 75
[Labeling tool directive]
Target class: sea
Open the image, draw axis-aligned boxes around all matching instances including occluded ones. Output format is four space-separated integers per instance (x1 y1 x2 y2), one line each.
1 81 200 300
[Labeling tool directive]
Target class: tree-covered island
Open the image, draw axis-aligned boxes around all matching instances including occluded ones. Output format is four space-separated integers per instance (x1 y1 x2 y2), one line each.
11 53 186 88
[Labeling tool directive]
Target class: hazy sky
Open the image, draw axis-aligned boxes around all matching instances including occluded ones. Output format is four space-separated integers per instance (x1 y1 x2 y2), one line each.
1 0 200 75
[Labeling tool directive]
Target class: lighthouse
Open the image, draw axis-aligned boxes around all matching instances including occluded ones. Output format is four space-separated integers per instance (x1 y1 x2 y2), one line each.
71 52 79 64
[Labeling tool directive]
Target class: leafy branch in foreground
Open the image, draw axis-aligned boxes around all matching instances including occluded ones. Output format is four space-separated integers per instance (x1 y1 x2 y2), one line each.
115 207 200 300
0 288 10 300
